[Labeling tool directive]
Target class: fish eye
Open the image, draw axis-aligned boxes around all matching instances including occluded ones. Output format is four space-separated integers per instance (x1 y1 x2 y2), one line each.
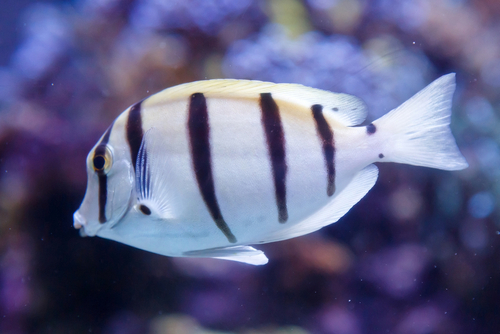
92 145 113 174
93 155 106 171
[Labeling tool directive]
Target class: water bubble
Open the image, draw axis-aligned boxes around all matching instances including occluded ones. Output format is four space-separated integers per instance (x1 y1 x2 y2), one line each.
472 139 500 179
468 191 495 218
460 218 488 251
480 58 500 88
464 96 497 132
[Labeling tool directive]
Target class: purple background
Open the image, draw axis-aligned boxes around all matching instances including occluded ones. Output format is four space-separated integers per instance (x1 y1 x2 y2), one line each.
1 0 499 333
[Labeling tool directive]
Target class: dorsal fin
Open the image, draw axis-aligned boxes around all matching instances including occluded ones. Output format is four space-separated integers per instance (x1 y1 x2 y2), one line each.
144 79 367 126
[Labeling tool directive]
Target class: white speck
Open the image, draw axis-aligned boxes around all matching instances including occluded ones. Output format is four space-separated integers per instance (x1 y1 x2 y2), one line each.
412 41 415 44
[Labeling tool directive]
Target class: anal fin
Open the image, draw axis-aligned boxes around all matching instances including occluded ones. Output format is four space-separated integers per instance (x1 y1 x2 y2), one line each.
262 164 379 243
183 246 269 265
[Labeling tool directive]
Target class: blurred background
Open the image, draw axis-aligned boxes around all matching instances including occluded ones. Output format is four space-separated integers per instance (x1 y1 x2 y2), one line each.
1 0 499 333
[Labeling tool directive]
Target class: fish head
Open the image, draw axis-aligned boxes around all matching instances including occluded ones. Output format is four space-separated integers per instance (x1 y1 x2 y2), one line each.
73 127 135 237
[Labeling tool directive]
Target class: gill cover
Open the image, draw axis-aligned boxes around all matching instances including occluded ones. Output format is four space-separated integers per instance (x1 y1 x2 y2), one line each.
74 125 134 236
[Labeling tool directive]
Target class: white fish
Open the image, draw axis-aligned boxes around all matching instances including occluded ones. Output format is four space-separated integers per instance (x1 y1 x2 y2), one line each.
73 74 467 265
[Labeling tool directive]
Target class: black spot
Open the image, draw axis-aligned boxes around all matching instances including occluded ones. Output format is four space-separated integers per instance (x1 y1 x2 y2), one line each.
332 107 339 112
379 153 384 159
366 123 376 135
139 204 151 215
93 155 106 171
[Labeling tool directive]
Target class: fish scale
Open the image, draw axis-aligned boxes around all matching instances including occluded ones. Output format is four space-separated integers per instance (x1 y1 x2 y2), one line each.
74 74 468 265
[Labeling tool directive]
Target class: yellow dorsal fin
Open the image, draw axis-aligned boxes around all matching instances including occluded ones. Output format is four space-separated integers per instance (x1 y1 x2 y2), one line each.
144 79 367 126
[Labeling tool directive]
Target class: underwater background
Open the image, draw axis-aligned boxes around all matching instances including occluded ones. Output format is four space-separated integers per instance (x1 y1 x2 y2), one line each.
1 0 499 333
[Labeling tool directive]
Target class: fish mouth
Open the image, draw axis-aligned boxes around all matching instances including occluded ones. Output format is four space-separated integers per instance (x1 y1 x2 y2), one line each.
73 211 85 229
73 210 99 237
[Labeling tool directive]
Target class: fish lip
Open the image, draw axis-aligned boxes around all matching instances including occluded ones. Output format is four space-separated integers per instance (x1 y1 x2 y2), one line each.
73 210 100 237
73 211 85 229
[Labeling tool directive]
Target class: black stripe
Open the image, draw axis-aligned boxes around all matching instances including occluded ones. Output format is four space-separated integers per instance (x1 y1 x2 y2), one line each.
97 173 107 223
95 124 113 224
126 101 144 171
312 104 336 196
260 93 288 223
188 93 237 243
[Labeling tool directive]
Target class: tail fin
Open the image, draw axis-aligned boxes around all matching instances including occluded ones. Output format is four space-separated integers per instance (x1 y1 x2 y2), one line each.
373 73 468 171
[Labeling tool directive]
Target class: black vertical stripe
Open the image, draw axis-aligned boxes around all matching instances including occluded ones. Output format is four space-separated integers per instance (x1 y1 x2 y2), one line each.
312 104 336 196
260 93 288 223
97 173 107 224
95 124 113 224
188 93 237 243
126 101 144 171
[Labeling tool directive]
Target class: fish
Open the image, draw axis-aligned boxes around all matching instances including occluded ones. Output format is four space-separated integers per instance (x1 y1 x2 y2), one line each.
73 73 468 265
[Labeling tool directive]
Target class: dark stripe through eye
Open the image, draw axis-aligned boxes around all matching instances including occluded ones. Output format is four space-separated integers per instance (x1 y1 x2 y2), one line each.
188 92 237 243
311 104 336 196
94 124 113 224
260 93 288 223
93 155 106 171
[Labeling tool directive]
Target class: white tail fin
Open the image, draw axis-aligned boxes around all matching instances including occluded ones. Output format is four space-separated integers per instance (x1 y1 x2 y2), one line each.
373 73 468 171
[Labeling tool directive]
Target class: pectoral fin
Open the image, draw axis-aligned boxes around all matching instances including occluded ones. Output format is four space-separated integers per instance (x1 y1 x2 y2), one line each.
135 127 175 219
183 246 269 265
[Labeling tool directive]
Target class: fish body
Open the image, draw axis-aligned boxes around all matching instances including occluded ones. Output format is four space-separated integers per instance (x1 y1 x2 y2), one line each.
74 74 467 265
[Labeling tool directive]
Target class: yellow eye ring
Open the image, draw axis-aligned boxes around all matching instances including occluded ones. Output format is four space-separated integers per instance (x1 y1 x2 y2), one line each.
92 145 113 173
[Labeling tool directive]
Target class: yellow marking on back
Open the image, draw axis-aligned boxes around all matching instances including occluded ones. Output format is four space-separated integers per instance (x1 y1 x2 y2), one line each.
142 79 367 127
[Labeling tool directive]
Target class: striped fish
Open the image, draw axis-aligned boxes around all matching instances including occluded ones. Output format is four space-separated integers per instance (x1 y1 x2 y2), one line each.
73 74 467 265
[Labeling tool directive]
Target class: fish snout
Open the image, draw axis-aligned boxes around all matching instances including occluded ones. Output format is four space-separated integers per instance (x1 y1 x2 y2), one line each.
73 210 102 237
73 211 91 237
73 211 85 229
